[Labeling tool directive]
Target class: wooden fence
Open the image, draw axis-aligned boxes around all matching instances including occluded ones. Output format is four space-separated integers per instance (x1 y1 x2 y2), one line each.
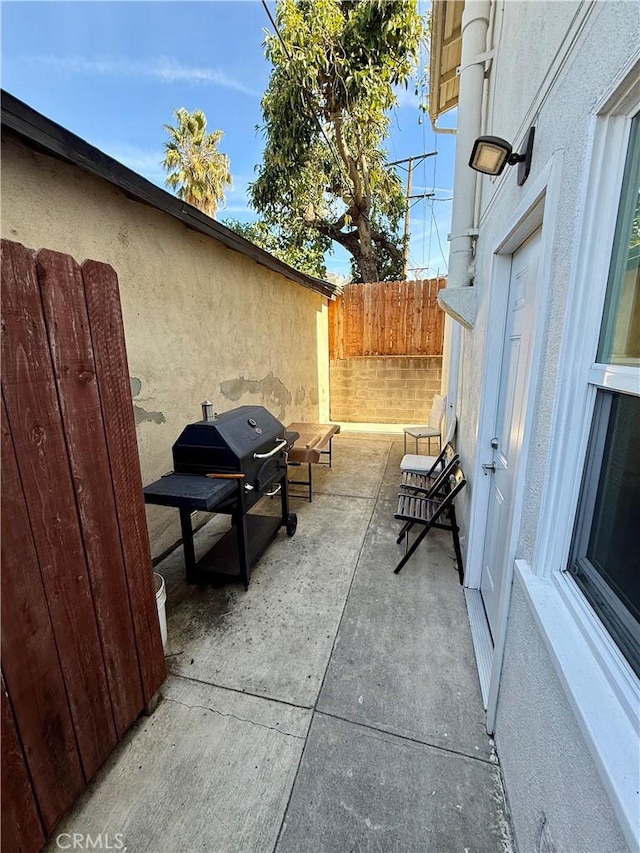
329 277 446 358
1 240 166 852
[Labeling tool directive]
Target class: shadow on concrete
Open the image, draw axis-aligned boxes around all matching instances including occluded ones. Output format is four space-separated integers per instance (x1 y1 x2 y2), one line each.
47 433 513 853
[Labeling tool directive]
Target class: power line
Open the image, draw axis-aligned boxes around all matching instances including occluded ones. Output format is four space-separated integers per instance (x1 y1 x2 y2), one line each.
429 198 448 272
421 110 428 278
390 151 437 276
388 152 437 167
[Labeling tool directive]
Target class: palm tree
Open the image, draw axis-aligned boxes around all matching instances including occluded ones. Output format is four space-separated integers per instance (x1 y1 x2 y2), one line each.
163 108 232 218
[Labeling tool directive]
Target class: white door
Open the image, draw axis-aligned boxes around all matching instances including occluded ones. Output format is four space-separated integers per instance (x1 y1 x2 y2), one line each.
480 228 541 640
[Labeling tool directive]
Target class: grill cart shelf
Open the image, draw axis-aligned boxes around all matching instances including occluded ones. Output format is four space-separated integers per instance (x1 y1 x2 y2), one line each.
143 472 296 589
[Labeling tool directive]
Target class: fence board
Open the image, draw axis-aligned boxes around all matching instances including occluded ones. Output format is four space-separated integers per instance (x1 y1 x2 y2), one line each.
391 282 401 354
1 676 46 853
329 278 445 357
333 295 344 359
37 250 144 737
1 240 117 780
379 282 392 355
1 395 84 832
414 280 426 352
82 260 166 704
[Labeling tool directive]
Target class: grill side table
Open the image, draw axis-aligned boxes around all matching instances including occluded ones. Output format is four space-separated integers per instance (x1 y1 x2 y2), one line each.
143 474 238 584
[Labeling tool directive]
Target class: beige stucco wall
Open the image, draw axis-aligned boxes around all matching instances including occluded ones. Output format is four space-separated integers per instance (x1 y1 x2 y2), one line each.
2 134 330 557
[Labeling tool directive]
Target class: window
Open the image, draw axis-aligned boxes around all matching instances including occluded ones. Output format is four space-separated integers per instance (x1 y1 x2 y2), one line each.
597 114 640 365
570 392 640 675
568 111 640 677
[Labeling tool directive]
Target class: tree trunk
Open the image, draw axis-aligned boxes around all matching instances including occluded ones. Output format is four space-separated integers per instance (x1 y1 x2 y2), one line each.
356 216 379 283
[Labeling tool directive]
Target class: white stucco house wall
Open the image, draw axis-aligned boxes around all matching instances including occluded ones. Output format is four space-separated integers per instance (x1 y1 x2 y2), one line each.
431 2 639 851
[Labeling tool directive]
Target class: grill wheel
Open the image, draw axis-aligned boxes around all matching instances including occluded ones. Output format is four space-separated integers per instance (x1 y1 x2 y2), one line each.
286 513 297 537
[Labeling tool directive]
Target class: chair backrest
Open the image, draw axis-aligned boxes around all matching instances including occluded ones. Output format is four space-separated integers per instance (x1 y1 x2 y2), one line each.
428 394 447 431
443 414 457 447
426 440 456 478
428 464 466 523
424 452 460 498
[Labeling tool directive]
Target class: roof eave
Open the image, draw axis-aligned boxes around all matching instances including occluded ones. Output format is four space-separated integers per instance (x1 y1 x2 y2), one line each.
429 0 464 124
0 90 338 300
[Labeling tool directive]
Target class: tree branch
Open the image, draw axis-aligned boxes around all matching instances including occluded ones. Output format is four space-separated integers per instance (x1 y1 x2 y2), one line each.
371 227 402 261
313 221 360 255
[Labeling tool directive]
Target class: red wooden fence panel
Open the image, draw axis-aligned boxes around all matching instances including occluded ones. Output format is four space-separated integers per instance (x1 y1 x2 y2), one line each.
82 259 166 704
1 241 117 781
38 249 144 736
1 240 166 852
329 277 446 357
1 677 46 853
1 395 84 831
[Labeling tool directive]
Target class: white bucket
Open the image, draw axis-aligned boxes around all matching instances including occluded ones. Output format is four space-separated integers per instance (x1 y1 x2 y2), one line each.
154 572 167 651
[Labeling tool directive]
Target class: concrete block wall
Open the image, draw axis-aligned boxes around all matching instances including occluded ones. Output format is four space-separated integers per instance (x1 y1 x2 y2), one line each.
330 356 443 424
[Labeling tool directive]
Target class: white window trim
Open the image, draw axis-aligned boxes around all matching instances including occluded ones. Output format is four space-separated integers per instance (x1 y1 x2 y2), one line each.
587 363 640 396
528 62 640 851
534 67 640 580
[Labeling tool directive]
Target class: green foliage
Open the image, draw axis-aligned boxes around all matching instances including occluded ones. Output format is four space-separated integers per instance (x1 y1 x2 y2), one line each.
250 0 423 282
415 10 432 115
631 191 640 248
223 218 329 278
163 108 232 218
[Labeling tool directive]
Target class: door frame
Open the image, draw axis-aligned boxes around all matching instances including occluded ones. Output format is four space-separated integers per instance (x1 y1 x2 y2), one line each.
465 152 564 731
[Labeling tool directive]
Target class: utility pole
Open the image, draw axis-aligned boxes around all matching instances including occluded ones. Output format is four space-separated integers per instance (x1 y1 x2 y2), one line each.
389 151 437 278
403 158 414 277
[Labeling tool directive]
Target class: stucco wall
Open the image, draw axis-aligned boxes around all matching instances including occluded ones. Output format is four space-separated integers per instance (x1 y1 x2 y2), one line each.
496 578 629 853
458 1 639 562
330 356 442 424
453 1 639 850
2 136 330 557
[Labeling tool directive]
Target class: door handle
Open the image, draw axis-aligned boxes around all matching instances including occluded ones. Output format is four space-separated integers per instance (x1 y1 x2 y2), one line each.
482 462 496 475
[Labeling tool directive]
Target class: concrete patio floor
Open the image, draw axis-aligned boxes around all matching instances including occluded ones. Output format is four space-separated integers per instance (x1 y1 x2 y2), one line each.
47 432 514 853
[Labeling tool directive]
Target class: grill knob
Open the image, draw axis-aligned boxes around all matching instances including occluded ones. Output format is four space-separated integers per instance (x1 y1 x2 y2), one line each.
248 417 257 427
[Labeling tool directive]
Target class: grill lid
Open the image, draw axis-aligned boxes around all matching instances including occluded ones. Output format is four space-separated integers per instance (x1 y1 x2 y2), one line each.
172 405 286 476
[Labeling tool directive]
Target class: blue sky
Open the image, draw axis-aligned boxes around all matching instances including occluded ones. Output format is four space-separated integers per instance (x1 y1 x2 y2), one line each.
1 0 456 280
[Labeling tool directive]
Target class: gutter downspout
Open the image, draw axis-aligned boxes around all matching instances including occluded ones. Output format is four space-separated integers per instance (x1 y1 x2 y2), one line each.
439 0 492 421
430 115 457 136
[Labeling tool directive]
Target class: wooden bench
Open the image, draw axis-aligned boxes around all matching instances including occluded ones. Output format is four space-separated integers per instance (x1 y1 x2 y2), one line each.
394 460 466 581
286 422 341 501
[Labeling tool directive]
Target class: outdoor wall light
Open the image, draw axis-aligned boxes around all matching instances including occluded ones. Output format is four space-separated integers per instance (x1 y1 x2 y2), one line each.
469 126 535 185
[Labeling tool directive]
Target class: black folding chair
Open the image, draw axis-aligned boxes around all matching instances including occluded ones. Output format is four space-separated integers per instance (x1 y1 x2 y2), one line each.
394 463 466 582
397 452 459 539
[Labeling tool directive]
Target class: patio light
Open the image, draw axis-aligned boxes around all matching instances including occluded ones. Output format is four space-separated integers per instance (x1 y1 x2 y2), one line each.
469 126 535 185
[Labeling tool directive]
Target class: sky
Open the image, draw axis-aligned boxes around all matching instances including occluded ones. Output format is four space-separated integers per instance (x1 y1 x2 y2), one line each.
1 0 457 281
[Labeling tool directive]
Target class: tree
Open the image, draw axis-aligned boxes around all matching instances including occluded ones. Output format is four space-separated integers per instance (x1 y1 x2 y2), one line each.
163 107 232 218
223 218 328 278
250 0 423 283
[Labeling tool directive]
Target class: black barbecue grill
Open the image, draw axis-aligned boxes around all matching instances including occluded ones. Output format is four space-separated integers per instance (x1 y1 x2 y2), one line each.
144 405 298 589
173 405 291 494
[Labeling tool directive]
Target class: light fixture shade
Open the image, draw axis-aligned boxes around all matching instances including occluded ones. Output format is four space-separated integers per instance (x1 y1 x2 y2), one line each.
469 136 513 176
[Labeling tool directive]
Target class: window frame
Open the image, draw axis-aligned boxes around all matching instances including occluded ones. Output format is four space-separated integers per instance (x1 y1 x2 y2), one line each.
524 63 640 849
597 111 640 366
568 390 640 677
533 72 640 629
